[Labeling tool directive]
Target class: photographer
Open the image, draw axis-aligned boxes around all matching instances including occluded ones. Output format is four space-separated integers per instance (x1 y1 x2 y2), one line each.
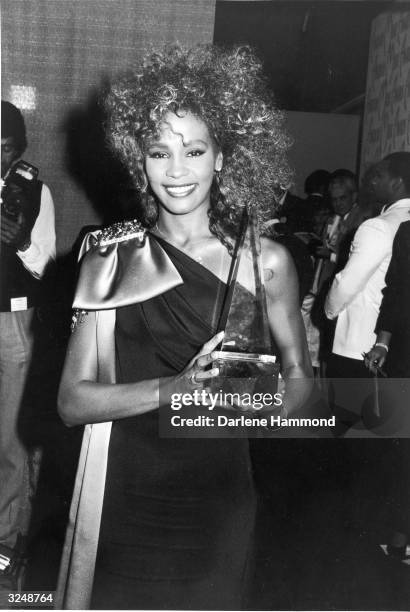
0 100 55 579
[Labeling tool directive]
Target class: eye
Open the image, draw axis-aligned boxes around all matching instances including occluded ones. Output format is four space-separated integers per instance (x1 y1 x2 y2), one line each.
148 151 168 159
187 149 205 157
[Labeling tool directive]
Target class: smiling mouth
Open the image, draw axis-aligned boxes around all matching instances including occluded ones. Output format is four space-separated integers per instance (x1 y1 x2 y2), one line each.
164 184 197 197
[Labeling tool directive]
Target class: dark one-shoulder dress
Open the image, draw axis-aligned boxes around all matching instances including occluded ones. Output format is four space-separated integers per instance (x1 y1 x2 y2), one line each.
91 237 256 610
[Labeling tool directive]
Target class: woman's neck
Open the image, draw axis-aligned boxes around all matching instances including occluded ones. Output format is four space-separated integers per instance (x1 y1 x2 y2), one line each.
156 208 212 248
154 206 230 282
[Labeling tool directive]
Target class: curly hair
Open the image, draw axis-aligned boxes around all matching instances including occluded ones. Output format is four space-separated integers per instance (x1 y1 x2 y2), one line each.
104 44 293 250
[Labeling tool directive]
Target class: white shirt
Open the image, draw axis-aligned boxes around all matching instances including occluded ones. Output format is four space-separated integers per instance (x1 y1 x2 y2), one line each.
17 183 56 278
325 198 410 360
325 214 342 263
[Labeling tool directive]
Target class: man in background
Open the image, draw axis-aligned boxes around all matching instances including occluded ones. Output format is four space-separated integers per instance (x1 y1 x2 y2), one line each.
306 170 363 370
0 101 56 581
304 168 332 237
324 154 410 550
316 169 363 276
325 153 410 380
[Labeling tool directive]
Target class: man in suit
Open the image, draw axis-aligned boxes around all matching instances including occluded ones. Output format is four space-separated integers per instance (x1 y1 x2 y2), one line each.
304 169 332 237
365 219 410 377
311 170 365 366
281 169 331 236
363 215 410 561
278 189 307 233
316 169 364 276
325 153 410 379
324 154 410 553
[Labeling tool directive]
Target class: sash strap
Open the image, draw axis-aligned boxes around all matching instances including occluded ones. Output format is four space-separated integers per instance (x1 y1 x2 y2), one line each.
55 310 116 609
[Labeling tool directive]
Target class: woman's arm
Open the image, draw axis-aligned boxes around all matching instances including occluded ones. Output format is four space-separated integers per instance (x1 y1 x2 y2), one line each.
58 311 223 427
261 238 313 414
58 311 159 426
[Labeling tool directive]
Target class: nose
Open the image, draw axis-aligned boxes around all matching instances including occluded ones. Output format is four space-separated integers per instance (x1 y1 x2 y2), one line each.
166 154 188 179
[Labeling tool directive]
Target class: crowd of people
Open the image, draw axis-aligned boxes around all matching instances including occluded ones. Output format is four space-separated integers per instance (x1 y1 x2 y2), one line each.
1 42 410 610
274 153 410 578
276 158 410 383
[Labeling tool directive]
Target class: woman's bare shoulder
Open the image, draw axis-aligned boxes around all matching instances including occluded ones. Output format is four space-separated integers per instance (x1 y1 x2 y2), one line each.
260 236 294 280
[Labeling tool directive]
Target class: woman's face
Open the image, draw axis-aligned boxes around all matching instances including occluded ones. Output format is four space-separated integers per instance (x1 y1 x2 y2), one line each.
144 111 222 217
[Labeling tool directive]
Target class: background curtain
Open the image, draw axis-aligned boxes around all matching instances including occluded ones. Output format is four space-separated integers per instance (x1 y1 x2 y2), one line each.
2 0 216 253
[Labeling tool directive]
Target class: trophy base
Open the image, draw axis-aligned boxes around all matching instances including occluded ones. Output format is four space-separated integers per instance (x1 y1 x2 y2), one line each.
210 351 280 399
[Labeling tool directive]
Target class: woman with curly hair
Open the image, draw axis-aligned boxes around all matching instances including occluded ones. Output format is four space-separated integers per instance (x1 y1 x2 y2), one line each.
56 44 312 610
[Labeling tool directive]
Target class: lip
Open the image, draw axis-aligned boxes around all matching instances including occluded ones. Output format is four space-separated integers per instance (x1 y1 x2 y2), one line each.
164 183 197 198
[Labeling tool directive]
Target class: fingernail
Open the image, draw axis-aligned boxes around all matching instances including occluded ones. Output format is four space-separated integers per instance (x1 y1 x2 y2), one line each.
212 368 219 376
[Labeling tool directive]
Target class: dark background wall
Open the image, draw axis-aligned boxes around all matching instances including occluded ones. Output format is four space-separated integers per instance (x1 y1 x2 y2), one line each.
2 0 406 252
2 0 216 253
214 1 407 189
285 110 360 196
214 1 393 113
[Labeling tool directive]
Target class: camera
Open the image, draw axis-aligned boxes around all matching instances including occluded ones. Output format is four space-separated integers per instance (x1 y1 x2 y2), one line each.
1 160 39 221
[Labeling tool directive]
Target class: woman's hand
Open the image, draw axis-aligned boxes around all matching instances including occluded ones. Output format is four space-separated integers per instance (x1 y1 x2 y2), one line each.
173 331 224 395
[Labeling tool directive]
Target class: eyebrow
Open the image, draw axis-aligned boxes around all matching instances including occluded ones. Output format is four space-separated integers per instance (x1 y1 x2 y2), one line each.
147 139 209 148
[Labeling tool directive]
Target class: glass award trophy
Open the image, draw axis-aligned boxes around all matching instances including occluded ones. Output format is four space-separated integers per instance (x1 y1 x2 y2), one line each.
211 208 280 403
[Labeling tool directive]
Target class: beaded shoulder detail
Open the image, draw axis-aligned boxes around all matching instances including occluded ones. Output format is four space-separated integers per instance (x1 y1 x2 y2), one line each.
96 219 147 247
73 218 183 310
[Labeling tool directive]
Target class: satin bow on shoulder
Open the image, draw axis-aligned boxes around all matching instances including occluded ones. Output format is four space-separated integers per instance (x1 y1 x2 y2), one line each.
73 230 183 310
